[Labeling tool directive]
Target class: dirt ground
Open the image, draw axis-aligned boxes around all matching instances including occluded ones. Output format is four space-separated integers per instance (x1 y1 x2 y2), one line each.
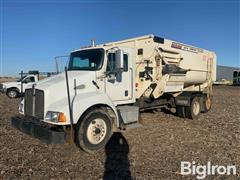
0 86 239 179
0 77 16 83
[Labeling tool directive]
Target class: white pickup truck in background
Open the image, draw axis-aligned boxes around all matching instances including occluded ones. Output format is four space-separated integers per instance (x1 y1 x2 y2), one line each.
0 73 39 98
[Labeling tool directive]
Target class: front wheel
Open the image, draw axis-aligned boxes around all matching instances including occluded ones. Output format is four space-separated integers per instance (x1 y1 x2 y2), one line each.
76 108 113 153
7 89 18 98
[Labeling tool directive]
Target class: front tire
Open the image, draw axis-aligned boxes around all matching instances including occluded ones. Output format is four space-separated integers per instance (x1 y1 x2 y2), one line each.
7 89 18 98
76 108 113 153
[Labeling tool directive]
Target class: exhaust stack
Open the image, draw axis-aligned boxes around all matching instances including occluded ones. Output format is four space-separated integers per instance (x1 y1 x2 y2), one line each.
91 39 96 47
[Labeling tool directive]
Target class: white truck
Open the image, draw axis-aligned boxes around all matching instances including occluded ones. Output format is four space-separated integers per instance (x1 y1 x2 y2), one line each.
0 72 39 98
11 35 216 153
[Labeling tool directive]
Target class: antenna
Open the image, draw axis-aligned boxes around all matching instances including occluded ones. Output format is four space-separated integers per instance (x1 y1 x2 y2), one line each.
20 70 23 100
65 67 74 143
55 57 59 74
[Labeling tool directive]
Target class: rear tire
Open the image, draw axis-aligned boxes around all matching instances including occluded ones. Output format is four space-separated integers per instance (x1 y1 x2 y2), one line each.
201 95 212 113
176 106 186 118
185 96 201 120
76 108 113 153
7 89 18 98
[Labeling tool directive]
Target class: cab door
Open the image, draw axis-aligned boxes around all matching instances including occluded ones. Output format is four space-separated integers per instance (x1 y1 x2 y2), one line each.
105 48 135 104
22 75 36 91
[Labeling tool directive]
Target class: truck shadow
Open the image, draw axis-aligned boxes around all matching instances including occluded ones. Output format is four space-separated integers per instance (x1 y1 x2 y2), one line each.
104 132 132 180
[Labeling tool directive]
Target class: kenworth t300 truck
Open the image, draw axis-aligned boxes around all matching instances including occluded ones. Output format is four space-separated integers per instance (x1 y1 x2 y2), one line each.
11 35 216 153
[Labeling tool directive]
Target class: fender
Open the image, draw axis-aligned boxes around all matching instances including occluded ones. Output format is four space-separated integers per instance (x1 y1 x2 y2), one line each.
45 92 119 127
72 92 119 126
7 86 20 92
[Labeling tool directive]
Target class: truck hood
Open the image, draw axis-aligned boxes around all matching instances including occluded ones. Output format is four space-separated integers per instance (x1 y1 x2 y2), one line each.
1 81 20 88
36 71 96 91
33 71 97 111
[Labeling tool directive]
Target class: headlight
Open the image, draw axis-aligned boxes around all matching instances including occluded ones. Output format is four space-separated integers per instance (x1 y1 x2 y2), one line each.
0 84 6 90
45 111 66 123
19 103 24 113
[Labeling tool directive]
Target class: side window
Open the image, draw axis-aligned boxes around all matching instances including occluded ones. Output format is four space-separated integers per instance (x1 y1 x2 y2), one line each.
233 71 238 77
107 53 116 72
30 77 35 82
107 53 128 72
23 77 33 83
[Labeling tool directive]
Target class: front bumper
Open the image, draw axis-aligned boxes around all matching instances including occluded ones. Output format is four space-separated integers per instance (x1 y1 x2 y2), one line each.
11 116 66 144
0 88 7 93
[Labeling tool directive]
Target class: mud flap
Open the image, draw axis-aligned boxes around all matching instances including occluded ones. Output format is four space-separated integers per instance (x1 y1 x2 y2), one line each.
11 116 66 144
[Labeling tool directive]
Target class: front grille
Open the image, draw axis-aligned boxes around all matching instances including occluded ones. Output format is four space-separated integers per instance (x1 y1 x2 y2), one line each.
0 84 3 90
24 89 33 117
24 89 44 119
35 90 44 119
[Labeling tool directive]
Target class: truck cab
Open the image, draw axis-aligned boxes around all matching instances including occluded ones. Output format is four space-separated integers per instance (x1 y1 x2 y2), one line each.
12 46 137 153
0 73 39 98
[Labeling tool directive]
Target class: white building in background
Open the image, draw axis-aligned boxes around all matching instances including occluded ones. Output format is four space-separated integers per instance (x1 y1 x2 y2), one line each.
216 65 240 83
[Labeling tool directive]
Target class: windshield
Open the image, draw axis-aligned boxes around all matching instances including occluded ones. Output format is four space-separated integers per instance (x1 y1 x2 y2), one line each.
17 75 27 82
68 48 104 71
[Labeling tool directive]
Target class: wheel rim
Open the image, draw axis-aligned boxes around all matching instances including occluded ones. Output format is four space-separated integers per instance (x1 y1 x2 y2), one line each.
86 118 107 145
193 100 200 116
8 91 16 98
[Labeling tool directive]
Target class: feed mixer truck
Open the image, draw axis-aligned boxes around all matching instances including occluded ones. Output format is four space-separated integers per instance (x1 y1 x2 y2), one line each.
11 34 216 153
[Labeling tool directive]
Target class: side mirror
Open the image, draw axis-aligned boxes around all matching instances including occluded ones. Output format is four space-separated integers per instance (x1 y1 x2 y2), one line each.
115 49 124 70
